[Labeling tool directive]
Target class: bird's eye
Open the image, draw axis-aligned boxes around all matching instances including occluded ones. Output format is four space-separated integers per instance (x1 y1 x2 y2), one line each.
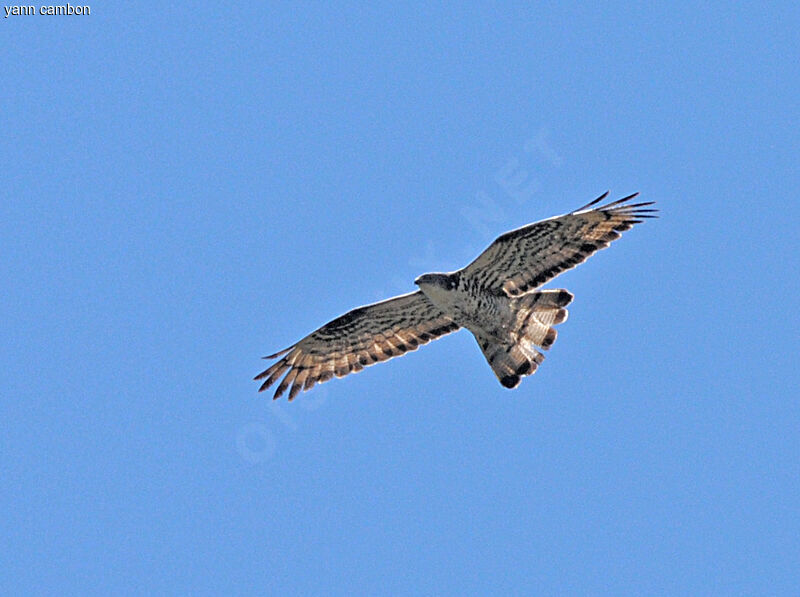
448 279 456 290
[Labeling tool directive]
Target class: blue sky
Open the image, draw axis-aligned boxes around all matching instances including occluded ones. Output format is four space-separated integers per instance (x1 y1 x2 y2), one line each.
3 3 799 595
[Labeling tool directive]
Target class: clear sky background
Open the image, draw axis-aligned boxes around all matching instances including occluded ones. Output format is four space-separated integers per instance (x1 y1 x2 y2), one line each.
3 3 799 595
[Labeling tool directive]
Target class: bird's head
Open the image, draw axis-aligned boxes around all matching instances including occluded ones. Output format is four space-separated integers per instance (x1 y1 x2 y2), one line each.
414 272 458 292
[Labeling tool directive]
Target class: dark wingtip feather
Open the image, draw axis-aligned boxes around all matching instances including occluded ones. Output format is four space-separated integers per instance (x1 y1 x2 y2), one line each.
599 192 640 210
253 367 272 382
254 357 288 382
573 190 610 213
288 383 302 401
256 360 291 392
263 346 294 360
273 368 299 400
602 197 659 222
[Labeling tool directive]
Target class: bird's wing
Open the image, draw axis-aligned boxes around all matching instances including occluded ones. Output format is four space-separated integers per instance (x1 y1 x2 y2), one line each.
254 291 459 400
461 192 657 296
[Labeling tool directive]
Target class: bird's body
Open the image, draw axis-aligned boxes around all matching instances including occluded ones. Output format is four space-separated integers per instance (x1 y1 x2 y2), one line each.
415 273 510 340
415 272 574 388
255 192 657 400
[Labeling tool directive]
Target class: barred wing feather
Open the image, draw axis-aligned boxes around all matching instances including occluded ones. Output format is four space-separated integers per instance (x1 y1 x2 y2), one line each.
461 192 658 296
254 291 459 400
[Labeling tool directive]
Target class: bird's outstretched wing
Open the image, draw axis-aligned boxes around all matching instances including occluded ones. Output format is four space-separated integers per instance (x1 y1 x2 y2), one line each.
461 192 657 296
255 291 459 400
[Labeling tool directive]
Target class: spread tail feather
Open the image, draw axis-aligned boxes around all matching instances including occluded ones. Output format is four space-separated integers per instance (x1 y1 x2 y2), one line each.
512 288 573 350
476 338 545 389
477 289 573 389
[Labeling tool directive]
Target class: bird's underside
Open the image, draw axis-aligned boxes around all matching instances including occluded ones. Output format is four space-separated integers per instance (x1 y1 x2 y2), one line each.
255 192 657 400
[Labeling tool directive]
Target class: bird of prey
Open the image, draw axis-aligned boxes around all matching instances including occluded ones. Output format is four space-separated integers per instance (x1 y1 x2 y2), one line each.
255 192 657 400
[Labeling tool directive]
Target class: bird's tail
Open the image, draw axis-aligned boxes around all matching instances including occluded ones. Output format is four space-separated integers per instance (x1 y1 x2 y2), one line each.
476 289 573 389
511 289 573 351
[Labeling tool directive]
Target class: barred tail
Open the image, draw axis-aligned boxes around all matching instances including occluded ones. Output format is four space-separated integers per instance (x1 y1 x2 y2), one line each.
476 289 573 389
512 289 573 350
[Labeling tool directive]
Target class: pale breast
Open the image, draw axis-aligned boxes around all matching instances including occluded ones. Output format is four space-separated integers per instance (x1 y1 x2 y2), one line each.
440 287 514 340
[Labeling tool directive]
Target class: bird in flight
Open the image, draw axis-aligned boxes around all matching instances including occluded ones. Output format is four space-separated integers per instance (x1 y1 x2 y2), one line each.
255 192 657 400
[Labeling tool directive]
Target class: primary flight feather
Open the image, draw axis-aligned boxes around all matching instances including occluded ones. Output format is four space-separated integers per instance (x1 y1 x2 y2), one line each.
255 192 657 400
